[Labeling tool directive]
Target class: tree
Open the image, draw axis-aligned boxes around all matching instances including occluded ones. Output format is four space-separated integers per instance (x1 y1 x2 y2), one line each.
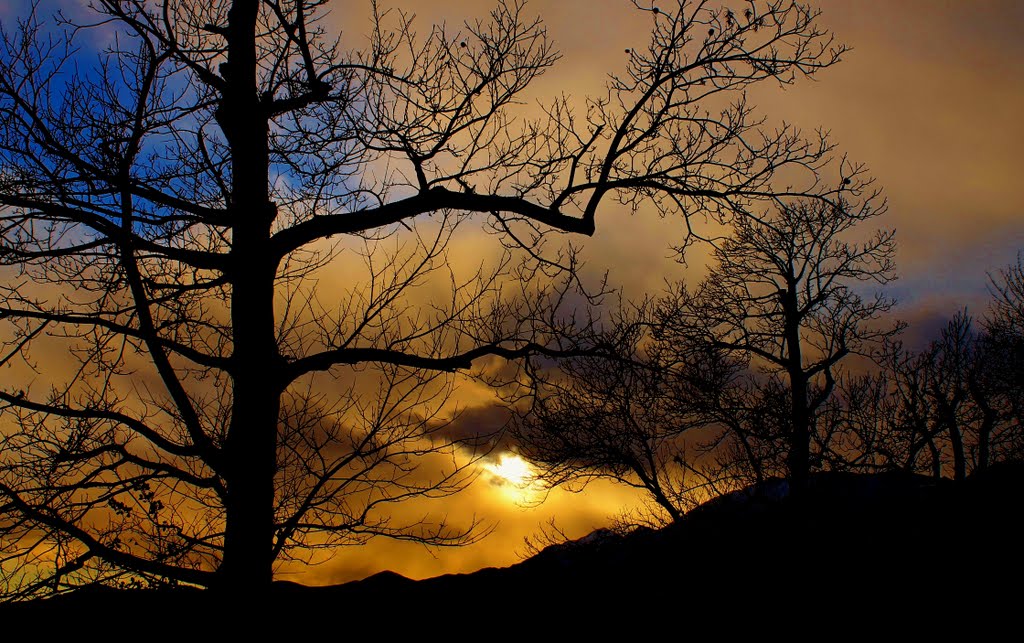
914 313 990 480
987 253 1024 339
877 309 1024 480
513 305 687 522
0 0 860 599
514 296 797 525
512 302 744 524
862 257 1024 482
984 252 1024 437
810 370 894 473
655 198 900 492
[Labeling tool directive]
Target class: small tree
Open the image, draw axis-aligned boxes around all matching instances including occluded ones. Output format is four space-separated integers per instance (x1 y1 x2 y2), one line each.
512 303 748 524
656 198 900 492
987 253 1024 339
918 313 987 480
879 309 1024 480
984 253 1024 438
810 369 899 473
1 0 861 599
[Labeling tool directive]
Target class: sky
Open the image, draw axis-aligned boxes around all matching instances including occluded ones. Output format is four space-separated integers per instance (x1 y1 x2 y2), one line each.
2 0 1023 585
326 0 1024 337
296 0 1024 583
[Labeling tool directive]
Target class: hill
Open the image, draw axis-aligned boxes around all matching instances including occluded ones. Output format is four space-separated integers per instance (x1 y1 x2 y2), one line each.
4 464 1020 630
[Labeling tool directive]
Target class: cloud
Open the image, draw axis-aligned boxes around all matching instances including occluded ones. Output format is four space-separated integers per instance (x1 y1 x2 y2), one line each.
429 401 515 453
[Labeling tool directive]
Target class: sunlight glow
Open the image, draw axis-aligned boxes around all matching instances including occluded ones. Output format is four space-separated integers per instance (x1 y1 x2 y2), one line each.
480 453 543 504
483 454 534 486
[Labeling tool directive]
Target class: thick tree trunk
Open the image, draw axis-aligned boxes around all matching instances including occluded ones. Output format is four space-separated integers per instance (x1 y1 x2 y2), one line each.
217 0 281 595
787 373 811 494
221 372 280 591
220 244 280 593
781 284 810 495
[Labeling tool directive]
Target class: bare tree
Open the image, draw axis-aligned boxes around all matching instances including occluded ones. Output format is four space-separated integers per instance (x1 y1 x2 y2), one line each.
987 253 1024 338
809 370 899 473
655 198 900 492
0 0 861 599
879 310 1024 480
984 253 1024 438
512 303 742 524
716 253 1024 485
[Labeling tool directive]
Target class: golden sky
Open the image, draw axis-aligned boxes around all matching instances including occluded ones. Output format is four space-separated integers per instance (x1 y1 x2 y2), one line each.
293 0 1024 584
3 0 1022 586
328 0 1024 322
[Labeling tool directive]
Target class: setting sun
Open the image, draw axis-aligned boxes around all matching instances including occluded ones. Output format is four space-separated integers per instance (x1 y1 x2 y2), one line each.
482 454 534 486
480 454 544 503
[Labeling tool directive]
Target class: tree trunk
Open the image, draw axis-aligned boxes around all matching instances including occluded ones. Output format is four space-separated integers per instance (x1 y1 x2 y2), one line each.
905 421 943 479
936 397 967 481
947 417 967 481
787 372 811 494
217 0 280 595
781 284 810 495
221 374 280 592
731 423 765 484
977 417 993 475
970 377 996 474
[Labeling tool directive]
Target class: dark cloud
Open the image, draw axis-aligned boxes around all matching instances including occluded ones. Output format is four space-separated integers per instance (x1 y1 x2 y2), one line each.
429 402 516 455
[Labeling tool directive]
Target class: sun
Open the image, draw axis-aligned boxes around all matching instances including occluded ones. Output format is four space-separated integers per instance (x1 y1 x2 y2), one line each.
480 453 543 503
482 453 534 486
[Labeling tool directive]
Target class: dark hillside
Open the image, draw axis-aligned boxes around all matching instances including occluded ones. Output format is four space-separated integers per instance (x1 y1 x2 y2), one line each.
6 465 1020 629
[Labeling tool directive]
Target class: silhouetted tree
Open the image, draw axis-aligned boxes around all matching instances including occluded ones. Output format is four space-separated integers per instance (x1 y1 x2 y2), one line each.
880 310 1024 479
0 0 862 599
987 253 1024 338
656 198 900 492
515 307 684 522
848 267 1024 482
512 303 749 524
983 253 1024 439
811 371 893 472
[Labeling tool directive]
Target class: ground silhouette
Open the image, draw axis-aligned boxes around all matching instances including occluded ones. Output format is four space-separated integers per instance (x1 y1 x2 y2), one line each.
4 463 1019 631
